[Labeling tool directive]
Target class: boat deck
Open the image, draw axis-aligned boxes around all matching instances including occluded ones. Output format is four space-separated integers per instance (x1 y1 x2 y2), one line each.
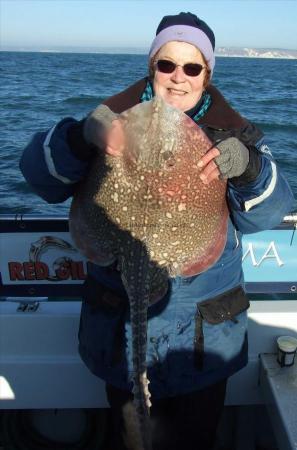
260 354 297 450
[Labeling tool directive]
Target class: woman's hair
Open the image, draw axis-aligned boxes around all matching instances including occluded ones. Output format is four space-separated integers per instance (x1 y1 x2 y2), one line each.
149 48 211 89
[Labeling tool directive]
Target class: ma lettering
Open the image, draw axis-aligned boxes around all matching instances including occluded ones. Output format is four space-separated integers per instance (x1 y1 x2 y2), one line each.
242 241 284 267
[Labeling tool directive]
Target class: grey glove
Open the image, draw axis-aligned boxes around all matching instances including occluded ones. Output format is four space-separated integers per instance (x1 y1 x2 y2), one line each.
215 137 249 179
83 104 118 148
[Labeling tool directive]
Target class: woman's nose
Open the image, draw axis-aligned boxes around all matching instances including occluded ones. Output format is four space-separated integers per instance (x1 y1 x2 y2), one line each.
170 65 185 82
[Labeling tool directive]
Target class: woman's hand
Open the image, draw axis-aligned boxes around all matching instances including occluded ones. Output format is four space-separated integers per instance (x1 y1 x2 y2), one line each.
105 119 125 157
198 146 221 184
83 105 124 156
198 137 250 184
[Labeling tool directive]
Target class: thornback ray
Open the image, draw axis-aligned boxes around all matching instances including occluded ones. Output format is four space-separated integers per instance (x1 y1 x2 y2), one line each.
69 96 228 450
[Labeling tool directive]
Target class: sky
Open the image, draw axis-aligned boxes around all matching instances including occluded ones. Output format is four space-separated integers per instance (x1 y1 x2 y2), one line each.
1 0 297 52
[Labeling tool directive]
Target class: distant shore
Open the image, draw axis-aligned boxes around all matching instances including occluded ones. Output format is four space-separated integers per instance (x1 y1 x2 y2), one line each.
1 46 297 60
215 54 297 60
216 47 297 60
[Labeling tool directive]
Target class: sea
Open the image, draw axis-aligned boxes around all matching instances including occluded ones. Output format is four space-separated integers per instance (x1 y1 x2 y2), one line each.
0 51 296 215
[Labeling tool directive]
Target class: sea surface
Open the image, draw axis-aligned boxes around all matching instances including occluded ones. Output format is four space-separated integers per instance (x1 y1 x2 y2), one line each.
0 51 296 215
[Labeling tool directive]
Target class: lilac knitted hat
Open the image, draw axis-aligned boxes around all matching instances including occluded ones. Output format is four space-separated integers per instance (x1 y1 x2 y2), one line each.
149 12 215 77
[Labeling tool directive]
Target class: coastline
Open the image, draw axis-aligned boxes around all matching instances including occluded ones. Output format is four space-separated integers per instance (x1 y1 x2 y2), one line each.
215 54 297 60
1 49 297 60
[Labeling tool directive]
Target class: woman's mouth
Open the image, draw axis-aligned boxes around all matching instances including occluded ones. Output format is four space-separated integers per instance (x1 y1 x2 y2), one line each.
167 88 187 96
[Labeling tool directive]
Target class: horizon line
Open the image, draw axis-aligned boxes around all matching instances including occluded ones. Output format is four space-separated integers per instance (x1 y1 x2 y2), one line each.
1 45 297 53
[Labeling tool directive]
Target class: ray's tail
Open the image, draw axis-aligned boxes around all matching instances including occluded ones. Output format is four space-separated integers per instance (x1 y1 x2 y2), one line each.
120 241 153 450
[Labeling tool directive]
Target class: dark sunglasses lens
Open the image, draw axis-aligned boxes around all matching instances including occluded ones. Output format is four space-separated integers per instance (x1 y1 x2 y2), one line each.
183 63 203 76
156 60 204 77
156 60 176 73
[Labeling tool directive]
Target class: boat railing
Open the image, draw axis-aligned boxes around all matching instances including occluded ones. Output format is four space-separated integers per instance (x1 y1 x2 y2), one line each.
0 212 296 299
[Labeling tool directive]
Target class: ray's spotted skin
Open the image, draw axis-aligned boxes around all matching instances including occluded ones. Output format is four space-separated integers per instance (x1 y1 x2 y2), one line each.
69 97 228 450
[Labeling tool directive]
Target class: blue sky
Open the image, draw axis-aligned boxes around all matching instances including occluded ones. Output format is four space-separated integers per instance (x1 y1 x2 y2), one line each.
1 0 297 51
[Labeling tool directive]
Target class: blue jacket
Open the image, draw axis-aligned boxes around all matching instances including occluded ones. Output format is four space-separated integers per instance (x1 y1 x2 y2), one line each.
20 80 294 398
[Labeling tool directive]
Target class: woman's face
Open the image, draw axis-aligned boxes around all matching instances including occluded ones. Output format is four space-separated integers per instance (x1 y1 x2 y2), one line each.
153 41 208 112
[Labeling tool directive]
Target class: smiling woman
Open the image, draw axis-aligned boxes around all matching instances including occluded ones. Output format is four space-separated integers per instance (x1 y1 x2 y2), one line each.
19 10 294 450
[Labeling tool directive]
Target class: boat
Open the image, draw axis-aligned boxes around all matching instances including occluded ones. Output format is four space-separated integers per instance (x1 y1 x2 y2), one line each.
0 213 297 449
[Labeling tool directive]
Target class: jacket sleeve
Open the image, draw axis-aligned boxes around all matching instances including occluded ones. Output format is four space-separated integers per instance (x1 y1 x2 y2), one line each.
20 118 93 203
227 137 294 233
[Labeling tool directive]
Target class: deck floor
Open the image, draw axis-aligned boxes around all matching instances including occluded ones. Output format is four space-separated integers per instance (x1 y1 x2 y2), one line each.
0 405 279 450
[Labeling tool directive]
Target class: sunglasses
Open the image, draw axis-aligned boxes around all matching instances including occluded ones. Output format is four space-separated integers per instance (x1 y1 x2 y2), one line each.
155 59 206 77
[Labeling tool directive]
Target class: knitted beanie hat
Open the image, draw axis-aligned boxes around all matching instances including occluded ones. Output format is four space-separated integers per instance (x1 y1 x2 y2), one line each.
149 12 215 76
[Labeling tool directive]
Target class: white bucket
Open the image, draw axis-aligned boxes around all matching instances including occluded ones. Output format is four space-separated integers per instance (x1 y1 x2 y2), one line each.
277 335 297 367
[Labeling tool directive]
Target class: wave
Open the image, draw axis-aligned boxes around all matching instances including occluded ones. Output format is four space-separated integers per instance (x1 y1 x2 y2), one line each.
1 53 296 214
62 95 105 106
254 122 297 133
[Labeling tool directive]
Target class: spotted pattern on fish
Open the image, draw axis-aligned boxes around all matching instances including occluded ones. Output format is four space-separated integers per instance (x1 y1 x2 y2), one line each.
69 97 228 450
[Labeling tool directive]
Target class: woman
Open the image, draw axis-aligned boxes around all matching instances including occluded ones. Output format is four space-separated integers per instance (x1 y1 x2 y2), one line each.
20 12 293 450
